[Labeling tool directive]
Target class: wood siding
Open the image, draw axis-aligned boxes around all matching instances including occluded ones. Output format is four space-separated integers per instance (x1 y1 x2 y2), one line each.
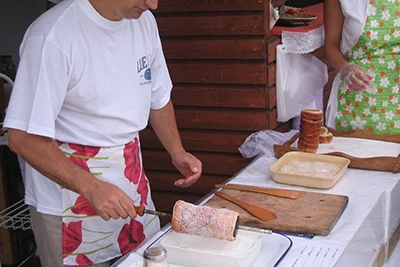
141 1 292 215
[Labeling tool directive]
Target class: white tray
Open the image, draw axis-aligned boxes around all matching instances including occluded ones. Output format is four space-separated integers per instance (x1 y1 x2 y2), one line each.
115 230 292 267
160 230 262 267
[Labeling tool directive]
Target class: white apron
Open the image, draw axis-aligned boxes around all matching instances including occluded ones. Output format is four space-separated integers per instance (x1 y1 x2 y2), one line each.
59 136 160 266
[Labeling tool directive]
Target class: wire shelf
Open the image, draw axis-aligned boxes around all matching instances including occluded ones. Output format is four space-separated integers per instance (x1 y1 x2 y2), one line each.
0 199 31 231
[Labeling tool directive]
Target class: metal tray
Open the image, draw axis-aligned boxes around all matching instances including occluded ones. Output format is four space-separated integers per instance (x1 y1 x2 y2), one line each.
114 229 292 267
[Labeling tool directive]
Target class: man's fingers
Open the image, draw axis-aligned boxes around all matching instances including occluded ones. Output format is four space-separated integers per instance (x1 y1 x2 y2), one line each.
108 210 120 220
174 178 191 187
114 203 129 219
120 197 137 219
99 211 111 221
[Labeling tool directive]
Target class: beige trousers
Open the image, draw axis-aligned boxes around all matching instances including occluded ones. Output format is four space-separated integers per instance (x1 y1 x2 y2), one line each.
30 206 111 267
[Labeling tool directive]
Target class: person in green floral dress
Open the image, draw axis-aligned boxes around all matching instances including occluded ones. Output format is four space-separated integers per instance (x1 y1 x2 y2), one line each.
325 0 400 134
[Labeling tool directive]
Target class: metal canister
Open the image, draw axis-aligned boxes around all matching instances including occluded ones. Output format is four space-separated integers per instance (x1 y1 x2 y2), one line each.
143 246 169 267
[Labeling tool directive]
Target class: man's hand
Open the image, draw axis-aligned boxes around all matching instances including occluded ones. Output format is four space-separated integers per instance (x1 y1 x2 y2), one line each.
83 180 138 221
172 151 202 187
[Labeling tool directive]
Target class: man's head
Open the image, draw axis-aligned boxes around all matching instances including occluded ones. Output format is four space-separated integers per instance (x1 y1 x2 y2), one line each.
90 0 159 20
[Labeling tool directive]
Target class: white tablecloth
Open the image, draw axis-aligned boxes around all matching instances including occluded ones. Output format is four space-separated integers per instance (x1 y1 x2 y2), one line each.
115 152 400 267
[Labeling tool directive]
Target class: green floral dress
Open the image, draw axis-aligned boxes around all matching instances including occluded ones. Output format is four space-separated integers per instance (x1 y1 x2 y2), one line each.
336 0 400 134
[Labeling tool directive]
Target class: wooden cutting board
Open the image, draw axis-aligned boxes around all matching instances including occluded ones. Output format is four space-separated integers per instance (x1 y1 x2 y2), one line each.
204 188 348 236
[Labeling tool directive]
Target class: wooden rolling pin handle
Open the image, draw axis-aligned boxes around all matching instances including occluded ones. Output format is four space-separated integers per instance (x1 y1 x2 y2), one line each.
134 205 145 216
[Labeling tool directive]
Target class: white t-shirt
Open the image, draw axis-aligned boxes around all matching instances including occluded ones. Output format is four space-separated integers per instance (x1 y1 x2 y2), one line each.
4 0 172 215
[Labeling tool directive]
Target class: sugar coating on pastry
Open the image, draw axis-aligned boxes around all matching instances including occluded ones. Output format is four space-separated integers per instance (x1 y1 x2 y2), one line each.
171 200 239 241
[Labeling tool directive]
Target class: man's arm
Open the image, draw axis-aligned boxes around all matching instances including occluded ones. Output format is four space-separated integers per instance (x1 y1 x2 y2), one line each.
8 129 137 220
149 100 202 187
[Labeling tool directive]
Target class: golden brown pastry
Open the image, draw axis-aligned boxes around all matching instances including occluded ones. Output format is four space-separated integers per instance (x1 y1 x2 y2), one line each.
171 200 239 241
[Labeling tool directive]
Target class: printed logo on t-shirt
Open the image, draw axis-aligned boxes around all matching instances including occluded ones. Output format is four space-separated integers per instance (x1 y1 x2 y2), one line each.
137 55 152 86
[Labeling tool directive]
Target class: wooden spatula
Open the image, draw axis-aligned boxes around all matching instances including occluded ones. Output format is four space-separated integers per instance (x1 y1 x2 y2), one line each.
214 191 277 221
215 184 301 199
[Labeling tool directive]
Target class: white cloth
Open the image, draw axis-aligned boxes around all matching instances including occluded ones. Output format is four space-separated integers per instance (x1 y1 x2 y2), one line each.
276 45 328 122
281 26 325 55
4 0 172 215
325 0 368 128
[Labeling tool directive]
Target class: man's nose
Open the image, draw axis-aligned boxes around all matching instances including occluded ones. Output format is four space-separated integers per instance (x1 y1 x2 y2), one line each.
145 0 158 10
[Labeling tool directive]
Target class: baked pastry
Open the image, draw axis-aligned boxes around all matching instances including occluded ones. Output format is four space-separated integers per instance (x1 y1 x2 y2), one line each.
298 109 323 153
319 126 333 144
171 200 239 241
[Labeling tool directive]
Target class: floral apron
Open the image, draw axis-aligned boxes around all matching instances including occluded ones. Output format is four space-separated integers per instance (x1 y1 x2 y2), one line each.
336 0 400 134
58 135 160 266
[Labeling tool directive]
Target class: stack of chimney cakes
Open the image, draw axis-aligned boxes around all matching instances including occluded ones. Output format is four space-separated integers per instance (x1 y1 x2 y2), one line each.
298 109 323 153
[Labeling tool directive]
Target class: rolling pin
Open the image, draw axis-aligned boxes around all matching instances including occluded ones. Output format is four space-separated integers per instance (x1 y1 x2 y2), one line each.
134 203 272 240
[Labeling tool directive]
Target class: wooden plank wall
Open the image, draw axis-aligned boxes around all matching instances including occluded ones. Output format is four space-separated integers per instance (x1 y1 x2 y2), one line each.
139 0 292 222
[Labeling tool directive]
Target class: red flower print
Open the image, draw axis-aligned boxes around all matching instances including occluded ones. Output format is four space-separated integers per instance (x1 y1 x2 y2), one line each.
71 196 97 216
76 254 94 266
123 138 141 184
118 220 146 255
68 144 100 171
138 170 149 206
63 221 83 258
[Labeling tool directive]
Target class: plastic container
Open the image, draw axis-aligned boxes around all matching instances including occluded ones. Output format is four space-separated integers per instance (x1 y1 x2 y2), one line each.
160 229 262 267
269 151 350 189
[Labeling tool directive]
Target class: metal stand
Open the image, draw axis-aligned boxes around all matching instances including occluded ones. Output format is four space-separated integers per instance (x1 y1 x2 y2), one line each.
0 198 31 231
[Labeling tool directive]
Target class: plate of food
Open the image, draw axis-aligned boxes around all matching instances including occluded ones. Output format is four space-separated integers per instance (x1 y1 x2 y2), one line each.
279 5 317 21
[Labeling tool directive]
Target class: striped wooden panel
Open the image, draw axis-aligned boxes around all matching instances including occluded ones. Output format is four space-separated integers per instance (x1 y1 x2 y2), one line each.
168 61 267 85
174 108 268 131
140 128 251 154
162 38 266 60
171 84 267 109
155 0 264 13
157 14 265 37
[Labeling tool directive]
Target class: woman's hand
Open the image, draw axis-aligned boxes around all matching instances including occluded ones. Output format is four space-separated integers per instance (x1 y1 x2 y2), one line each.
339 63 373 92
171 151 202 187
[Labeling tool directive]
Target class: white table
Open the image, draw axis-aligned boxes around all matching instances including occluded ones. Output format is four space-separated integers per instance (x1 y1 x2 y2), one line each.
114 153 400 267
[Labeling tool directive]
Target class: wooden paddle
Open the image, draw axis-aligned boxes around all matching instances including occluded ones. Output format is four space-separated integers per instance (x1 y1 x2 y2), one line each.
214 191 277 221
215 184 301 199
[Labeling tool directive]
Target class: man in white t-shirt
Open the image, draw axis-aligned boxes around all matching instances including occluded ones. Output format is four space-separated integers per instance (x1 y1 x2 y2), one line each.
4 0 202 266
